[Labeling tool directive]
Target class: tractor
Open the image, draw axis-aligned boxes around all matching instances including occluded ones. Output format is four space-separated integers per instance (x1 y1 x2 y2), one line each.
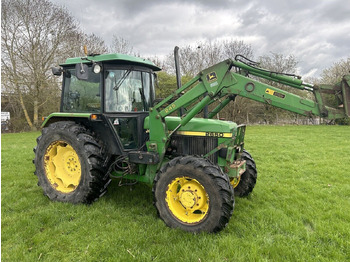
33 47 350 233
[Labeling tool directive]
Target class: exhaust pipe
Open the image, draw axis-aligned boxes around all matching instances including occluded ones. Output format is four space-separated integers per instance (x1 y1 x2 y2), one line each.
174 46 208 118
174 46 184 116
174 46 182 91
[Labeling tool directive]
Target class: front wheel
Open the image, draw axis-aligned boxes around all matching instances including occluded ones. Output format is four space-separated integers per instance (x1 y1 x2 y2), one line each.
153 156 234 233
231 150 257 197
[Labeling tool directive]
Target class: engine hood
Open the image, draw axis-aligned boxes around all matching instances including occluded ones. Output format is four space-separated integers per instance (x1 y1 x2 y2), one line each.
144 116 237 137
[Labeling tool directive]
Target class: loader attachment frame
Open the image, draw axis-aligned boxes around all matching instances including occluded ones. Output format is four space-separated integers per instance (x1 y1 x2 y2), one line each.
147 57 350 166
343 76 350 116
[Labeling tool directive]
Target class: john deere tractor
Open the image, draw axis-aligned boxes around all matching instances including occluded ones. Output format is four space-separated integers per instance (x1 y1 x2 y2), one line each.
33 47 350 233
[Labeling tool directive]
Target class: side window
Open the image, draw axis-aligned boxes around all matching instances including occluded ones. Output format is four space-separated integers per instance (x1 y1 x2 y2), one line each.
62 67 101 112
151 73 156 104
142 72 151 110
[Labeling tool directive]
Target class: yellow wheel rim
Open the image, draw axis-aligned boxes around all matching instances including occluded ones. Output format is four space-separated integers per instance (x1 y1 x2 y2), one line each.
44 140 82 193
166 176 209 224
230 176 241 188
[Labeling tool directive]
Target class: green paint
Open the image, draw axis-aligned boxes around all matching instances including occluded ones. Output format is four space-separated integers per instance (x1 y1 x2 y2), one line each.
47 52 349 186
61 53 161 71
144 116 237 133
41 112 91 127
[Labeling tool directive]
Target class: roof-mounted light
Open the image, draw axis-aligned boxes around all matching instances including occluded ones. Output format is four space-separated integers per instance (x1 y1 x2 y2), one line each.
93 63 101 74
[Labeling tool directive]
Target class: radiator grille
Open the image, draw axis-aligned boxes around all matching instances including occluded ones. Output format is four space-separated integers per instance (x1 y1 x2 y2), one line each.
170 135 218 163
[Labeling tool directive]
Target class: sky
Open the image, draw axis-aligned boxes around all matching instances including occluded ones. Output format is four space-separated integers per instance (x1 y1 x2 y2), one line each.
50 0 350 78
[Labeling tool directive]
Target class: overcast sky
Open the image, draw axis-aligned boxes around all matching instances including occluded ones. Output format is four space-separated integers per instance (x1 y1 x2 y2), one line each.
50 0 350 78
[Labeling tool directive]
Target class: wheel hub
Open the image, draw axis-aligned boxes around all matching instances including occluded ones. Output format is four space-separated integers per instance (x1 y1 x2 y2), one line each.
179 190 196 208
166 177 209 224
44 140 82 193
64 153 80 175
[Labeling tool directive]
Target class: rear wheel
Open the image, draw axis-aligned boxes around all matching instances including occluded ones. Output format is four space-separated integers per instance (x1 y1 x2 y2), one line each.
33 121 110 204
231 150 257 197
153 156 234 233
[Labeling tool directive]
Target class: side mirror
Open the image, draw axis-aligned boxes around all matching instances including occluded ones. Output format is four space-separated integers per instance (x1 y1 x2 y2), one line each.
75 63 89 80
153 72 158 82
51 67 63 76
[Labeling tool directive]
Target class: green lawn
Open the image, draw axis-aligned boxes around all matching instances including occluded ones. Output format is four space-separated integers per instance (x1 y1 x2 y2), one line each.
2 125 350 261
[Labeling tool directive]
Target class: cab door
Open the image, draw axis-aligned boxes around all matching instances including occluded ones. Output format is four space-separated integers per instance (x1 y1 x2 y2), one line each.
103 67 154 152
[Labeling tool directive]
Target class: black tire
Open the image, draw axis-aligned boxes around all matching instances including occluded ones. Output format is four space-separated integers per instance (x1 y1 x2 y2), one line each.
33 121 111 204
153 156 234 233
233 149 257 197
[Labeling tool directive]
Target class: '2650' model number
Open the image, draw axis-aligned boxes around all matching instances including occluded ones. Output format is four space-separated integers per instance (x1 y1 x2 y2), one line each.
206 132 225 137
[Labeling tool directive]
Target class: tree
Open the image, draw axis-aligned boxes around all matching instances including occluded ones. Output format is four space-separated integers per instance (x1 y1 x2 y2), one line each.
1 0 80 130
156 72 177 98
320 58 350 84
156 71 192 99
159 39 256 122
81 33 109 56
164 39 254 77
110 35 135 55
319 57 350 125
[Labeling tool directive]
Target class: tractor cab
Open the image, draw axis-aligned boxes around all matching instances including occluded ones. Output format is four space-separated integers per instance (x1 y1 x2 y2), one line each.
51 53 161 152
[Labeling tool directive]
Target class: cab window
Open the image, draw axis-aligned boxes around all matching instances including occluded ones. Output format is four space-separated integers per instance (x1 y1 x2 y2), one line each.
62 66 101 112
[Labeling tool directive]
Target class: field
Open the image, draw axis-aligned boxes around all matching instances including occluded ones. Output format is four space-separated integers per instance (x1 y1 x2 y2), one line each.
1 125 350 261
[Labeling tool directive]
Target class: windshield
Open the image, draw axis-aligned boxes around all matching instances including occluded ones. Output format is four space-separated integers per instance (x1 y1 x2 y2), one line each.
104 68 154 112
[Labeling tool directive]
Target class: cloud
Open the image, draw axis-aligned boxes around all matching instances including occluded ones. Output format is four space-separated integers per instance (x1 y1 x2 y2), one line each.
50 0 350 77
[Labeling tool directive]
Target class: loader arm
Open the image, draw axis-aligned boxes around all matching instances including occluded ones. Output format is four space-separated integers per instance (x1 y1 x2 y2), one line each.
146 58 350 168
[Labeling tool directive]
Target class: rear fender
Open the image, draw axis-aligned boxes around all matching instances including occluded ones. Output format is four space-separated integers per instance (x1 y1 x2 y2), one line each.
41 113 92 128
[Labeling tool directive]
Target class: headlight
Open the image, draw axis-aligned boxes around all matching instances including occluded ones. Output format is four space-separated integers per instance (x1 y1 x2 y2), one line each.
93 63 101 74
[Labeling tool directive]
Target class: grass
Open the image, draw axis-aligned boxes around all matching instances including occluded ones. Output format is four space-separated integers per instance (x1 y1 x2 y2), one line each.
1 125 350 261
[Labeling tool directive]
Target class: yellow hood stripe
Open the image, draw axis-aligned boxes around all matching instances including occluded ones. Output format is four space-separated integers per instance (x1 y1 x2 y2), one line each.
174 130 232 138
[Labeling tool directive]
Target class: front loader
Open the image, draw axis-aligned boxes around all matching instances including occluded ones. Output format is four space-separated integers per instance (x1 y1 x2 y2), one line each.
34 47 350 233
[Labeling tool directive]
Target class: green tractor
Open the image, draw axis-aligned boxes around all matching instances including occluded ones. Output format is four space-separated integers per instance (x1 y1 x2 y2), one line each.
34 47 350 233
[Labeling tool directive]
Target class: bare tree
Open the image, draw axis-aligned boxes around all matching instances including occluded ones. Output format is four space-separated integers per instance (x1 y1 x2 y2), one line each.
80 33 108 56
222 39 254 61
320 57 350 84
159 39 254 122
110 35 135 55
164 39 254 76
1 0 80 130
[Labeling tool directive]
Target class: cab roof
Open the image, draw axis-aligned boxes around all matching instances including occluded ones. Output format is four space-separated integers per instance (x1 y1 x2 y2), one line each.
61 53 161 71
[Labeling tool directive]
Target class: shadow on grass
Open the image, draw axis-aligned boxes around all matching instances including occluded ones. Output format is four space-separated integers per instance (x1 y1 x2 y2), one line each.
101 177 262 233
100 179 157 219
103 179 153 205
